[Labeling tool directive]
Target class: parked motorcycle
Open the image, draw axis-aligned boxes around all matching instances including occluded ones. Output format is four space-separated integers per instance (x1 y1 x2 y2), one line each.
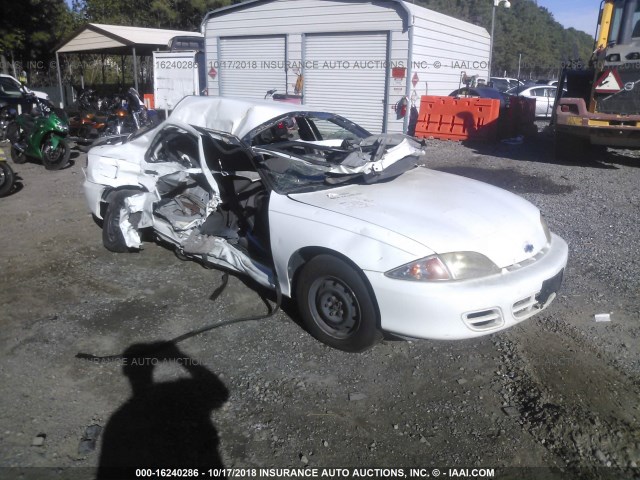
68 88 105 141
0 100 18 142
75 88 157 149
7 95 71 170
0 147 16 197
125 87 156 130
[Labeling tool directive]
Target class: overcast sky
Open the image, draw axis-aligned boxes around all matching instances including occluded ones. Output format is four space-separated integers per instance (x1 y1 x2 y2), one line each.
536 0 602 36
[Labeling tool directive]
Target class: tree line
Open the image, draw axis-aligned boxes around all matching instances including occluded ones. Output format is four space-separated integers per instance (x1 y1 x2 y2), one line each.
415 0 596 79
0 0 596 85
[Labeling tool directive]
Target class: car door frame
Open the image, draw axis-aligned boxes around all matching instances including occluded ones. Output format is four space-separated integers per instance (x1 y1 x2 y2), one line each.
142 122 222 198
530 87 547 117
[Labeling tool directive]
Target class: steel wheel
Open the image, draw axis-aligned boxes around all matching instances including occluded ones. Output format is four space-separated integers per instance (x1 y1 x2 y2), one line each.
296 254 381 352
308 276 360 338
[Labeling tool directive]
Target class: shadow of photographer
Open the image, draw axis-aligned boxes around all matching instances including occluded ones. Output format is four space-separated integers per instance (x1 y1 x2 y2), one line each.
97 342 229 479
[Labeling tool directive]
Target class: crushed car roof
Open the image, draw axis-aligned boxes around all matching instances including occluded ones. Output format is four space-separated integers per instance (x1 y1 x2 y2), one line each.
169 96 314 139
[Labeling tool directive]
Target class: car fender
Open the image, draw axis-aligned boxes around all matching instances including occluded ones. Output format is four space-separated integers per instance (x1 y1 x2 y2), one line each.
87 154 148 191
268 192 435 297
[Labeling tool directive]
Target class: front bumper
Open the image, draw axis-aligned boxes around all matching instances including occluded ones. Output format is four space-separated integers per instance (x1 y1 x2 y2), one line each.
365 234 569 340
556 98 640 148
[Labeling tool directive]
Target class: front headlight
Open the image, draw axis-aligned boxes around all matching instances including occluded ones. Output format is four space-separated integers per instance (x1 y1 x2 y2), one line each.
385 252 500 282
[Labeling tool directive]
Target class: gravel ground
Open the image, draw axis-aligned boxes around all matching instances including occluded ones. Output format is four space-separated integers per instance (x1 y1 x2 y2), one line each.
0 122 639 480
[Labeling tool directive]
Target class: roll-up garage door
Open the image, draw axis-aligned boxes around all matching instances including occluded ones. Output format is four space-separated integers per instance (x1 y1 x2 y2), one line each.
219 35 286 100
304 32 388 133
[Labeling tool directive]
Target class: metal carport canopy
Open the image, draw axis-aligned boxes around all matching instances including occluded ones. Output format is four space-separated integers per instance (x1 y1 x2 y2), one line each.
54 23 201 105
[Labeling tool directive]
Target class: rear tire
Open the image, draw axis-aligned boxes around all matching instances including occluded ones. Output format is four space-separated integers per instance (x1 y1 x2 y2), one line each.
296 254 381 352
102 190 142 253
0 162 15 197
6 123 27 164
42 135 70 170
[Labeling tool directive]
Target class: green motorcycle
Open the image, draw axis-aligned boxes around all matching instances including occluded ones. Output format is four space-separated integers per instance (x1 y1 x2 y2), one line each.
7 95 70 170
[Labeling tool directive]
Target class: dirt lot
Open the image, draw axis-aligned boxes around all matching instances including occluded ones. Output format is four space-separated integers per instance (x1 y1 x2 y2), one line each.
1 126 639 480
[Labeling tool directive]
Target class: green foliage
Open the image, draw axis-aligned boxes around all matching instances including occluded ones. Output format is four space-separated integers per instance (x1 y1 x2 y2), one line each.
0 0 81 65
74 0 236 31
1 0 596 86
416 0 595 79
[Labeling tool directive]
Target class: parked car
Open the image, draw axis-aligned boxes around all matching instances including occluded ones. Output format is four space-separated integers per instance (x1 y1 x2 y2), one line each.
489 78 511 92
490 77 522 92
0 74 49 103
449 86 512 110
507 85 563 117
0 74 50 140
83 96 568 352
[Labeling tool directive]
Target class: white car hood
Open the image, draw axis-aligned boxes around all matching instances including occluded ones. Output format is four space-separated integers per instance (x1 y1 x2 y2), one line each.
90 130 155 158
289 167 547 268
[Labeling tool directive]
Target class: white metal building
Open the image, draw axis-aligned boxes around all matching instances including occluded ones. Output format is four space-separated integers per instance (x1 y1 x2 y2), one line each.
202 0 490 134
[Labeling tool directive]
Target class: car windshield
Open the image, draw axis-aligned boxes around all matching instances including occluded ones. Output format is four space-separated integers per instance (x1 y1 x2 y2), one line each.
247 112 369 145
0 77 24 97
244 113 423 194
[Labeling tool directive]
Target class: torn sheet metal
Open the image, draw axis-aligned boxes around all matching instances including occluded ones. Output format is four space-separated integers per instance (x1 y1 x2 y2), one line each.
328 139 425 175
118 192 159 248
118 209 142 249
125 192 158 229
182 233 273 288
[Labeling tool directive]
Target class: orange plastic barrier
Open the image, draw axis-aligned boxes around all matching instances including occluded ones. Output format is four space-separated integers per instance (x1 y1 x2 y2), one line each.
414 96 501 141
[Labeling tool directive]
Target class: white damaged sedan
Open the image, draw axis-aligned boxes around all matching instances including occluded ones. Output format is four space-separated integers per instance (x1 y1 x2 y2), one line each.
83 96 568 352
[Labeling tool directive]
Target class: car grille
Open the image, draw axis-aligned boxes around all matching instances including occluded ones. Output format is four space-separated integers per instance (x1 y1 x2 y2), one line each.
462 308 504 331
596 70 640 115
503 245 549 273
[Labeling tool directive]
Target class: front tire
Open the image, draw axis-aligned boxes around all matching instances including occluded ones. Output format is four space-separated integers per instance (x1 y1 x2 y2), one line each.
102 190 141 253
296 254 381 352
0 162 15 197
42 135 70 170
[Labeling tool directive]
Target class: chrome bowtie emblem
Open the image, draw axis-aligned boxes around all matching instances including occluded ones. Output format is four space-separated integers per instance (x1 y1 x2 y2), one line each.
524 243 534 253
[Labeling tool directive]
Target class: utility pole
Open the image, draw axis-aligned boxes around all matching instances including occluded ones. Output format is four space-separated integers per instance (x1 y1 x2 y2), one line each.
517 52 522 79
488 0 511 82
